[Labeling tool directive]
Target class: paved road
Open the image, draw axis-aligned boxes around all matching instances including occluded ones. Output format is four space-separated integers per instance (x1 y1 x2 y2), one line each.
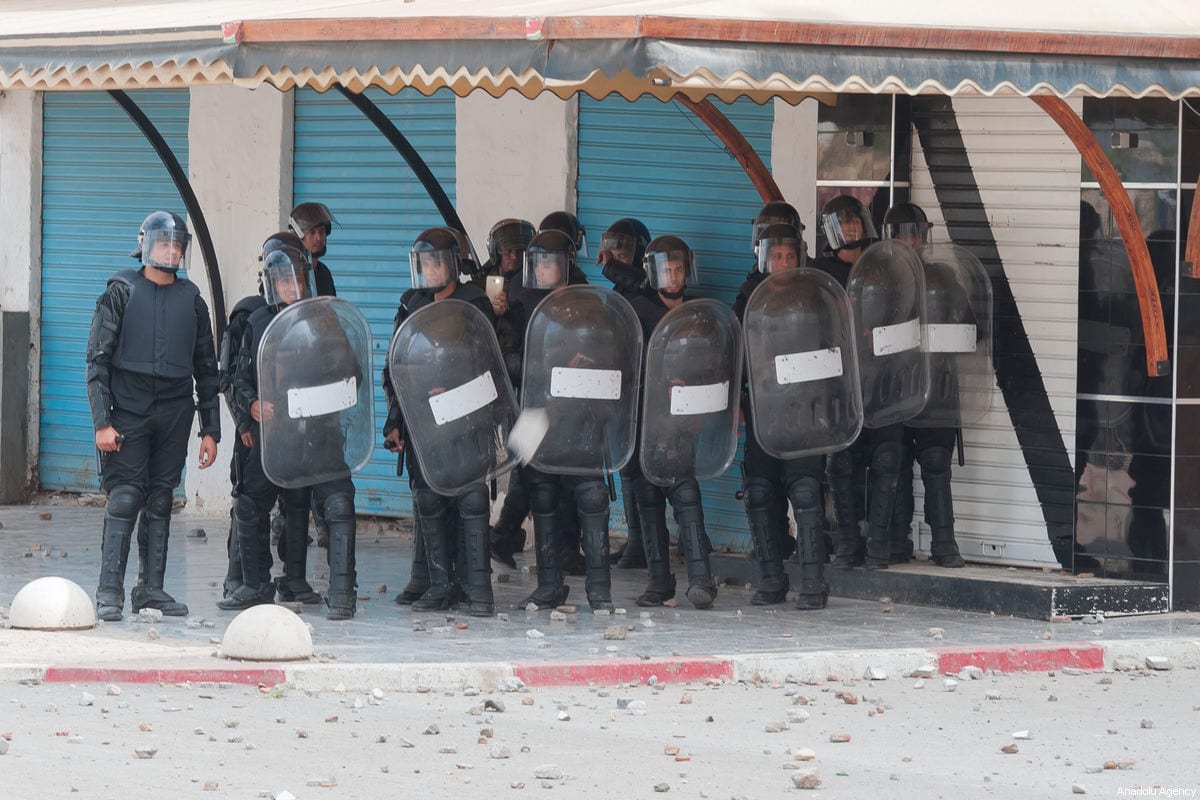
2 664 1196 799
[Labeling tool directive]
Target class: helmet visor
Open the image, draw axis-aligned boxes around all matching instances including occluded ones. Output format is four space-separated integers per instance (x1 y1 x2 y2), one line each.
524 250 569 290
645 249 696 292
262 262 313 306
821 208 877 250
882 221 932 246
141 228 191 272
756 236 807 274
600 232 638 265
410 249 456 291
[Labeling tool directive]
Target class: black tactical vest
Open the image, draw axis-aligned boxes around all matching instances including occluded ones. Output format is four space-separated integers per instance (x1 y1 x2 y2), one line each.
111 269 200 379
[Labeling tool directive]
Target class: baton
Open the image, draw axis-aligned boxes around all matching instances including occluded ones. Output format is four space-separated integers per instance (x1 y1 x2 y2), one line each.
956 427 965 468
94 434 126 481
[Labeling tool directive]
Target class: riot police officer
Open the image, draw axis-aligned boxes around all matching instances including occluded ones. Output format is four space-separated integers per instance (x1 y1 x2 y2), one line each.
383 227 499 614
736 223 840 609
883 203 971 567
628 235 724 609
88 211 220 621
227 245 364 620
477 218 535 569
597 217 653 570
217 230 305 602
288 201 338 296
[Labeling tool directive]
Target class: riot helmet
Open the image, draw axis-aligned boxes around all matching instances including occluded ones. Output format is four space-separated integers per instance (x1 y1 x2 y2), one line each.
820 195 878 252
409 227 462 292
751 201 803 253
446 227 480 277
523 229 575 291
486 218 535 274
882 203 932 247
756 223 808 275
644 235 697 299
288 202 337 258
260 230 306 261
261 245 314 307
600 218 651 268
131 211 191 273
539 211 588 259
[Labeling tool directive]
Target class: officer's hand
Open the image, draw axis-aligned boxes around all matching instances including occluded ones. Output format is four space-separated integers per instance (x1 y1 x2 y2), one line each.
198 435 218 470
384 429 404 454
250 400 262 423
491 291 508 317
240 430 254 448
95 426 122 453
597 250 613 266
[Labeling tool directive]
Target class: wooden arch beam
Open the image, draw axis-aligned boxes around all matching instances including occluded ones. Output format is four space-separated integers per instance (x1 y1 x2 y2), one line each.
1031 95 1169 378
1186 175 1200 279
672 95 782 204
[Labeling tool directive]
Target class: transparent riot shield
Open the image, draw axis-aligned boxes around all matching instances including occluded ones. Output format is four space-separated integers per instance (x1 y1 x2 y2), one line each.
848 239 929 428
518 285 642 475
640 299 743 485
387 299 520 495
744 268 862 458
910 243 994 428
257 296 375 488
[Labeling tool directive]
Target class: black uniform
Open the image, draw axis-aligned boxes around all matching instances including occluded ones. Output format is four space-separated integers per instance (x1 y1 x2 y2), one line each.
229 301 360 619
626 292 718 609
87 268 220 620
734 264 832 608
383 282 498 614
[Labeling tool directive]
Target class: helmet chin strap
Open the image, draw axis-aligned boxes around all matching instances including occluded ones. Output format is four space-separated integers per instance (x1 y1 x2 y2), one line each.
150 264 180 274
659 288 685 300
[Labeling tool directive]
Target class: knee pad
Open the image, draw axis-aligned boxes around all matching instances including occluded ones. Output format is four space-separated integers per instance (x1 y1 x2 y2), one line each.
669 478 702 511
826 449 853 482
234 493 258 523
743 477 777 514
870 441 903 476
528 477 560 515
107 485 144 519
145 488 173 519
574 480 609 516
457 484 490 518
918 445 953 476
787 476 821 513
323 492 355 523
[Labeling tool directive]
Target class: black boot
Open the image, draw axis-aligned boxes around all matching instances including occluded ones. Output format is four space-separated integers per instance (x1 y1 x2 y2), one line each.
459 486 495 617
556 491 586 577
672 479 717 610
396 516 431 605
828 460 864 568
96 486 140 622
634 484 675 607
921 446 965 567
324 492 358 620
890 462 915 564
577 480 613 611
614 473 647 568
277 502 321 604
219 497 270 611
790 478 829 610
131 504 188 616
519 509 569 609
743 478 789 605
411 491 459 612
222 507 242 599
864 451 902 571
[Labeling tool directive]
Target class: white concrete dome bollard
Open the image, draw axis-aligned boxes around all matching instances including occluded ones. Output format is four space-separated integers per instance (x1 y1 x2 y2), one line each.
221 604 313 661
8 576 97 631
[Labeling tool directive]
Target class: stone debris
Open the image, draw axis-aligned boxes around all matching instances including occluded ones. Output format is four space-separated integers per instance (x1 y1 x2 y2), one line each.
273 792 297 800
1113 656 1142 672
306 777 338 787
786 709 809 724
679 693 692 705
1072 784 1087 794
653 783 670 792
985 689 1001 700
1012 731 1031 740
913 680 925 690
603 625 627 640
829 733 851 743
106 685 121 696
1001 744 1019 754
834 691 859 705
1140 719 1154 729
133 747 158 759
146 628 160 641
0 739 8 756
1145 656 1172 671
489 743 511 759
557 710 571 721
534 765 563 780
79 692 95 707
943 679 958 692
958 666 984 680
1062 667 1083 676
525 629 544 639
664 744 680 756
911 665 936 679
549 611 567 622
484 699 505 713
424 724 440 735
137 608 163 623
791 768 821 789
864 666 887 681
927 627 944 640
764 722 788 733
793 748 816 762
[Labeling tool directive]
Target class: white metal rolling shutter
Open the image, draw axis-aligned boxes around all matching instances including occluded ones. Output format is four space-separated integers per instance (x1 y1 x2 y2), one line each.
908 96 1079 566
39 90 190 492
293 87 456 517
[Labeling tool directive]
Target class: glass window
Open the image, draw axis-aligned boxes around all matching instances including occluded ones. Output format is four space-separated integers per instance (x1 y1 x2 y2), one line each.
1082 98 1178 184
817 95 893 182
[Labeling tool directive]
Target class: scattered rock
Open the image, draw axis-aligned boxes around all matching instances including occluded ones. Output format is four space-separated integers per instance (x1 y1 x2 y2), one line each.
786 709 809 724
829 733 851 743
549 611 567 622
959 666 983 680
927 627 944 639
834 691 859 705
1113 656 1142 672
1012 731 1031 740
525 629 544 639
534 765 563 780
484 699 505 713
943 679 958 692
1001 744 1019 754
105 685 121 696
79 692 95 707
489 743 511 759
603 625 627 640
424 724 440 735
138 608 163 623
764 722 788 733
679 693 692 705
793 747 816 762
1145 656 1172 671
864 666 887 681
653 783 670 793
1062 667 1083 676
790 768 821 789
985 689 1001 700
132 747 158 759
187 528 207 539
1141 719 1154 729
1072 784 1087 794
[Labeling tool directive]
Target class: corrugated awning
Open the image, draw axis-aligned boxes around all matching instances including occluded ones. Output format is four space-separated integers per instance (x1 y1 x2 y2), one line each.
1 4 1198 99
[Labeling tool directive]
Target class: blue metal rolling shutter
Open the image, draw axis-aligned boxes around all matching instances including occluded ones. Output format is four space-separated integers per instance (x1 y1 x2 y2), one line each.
39 90 190 492
576 96 773 552
293 87 456 517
